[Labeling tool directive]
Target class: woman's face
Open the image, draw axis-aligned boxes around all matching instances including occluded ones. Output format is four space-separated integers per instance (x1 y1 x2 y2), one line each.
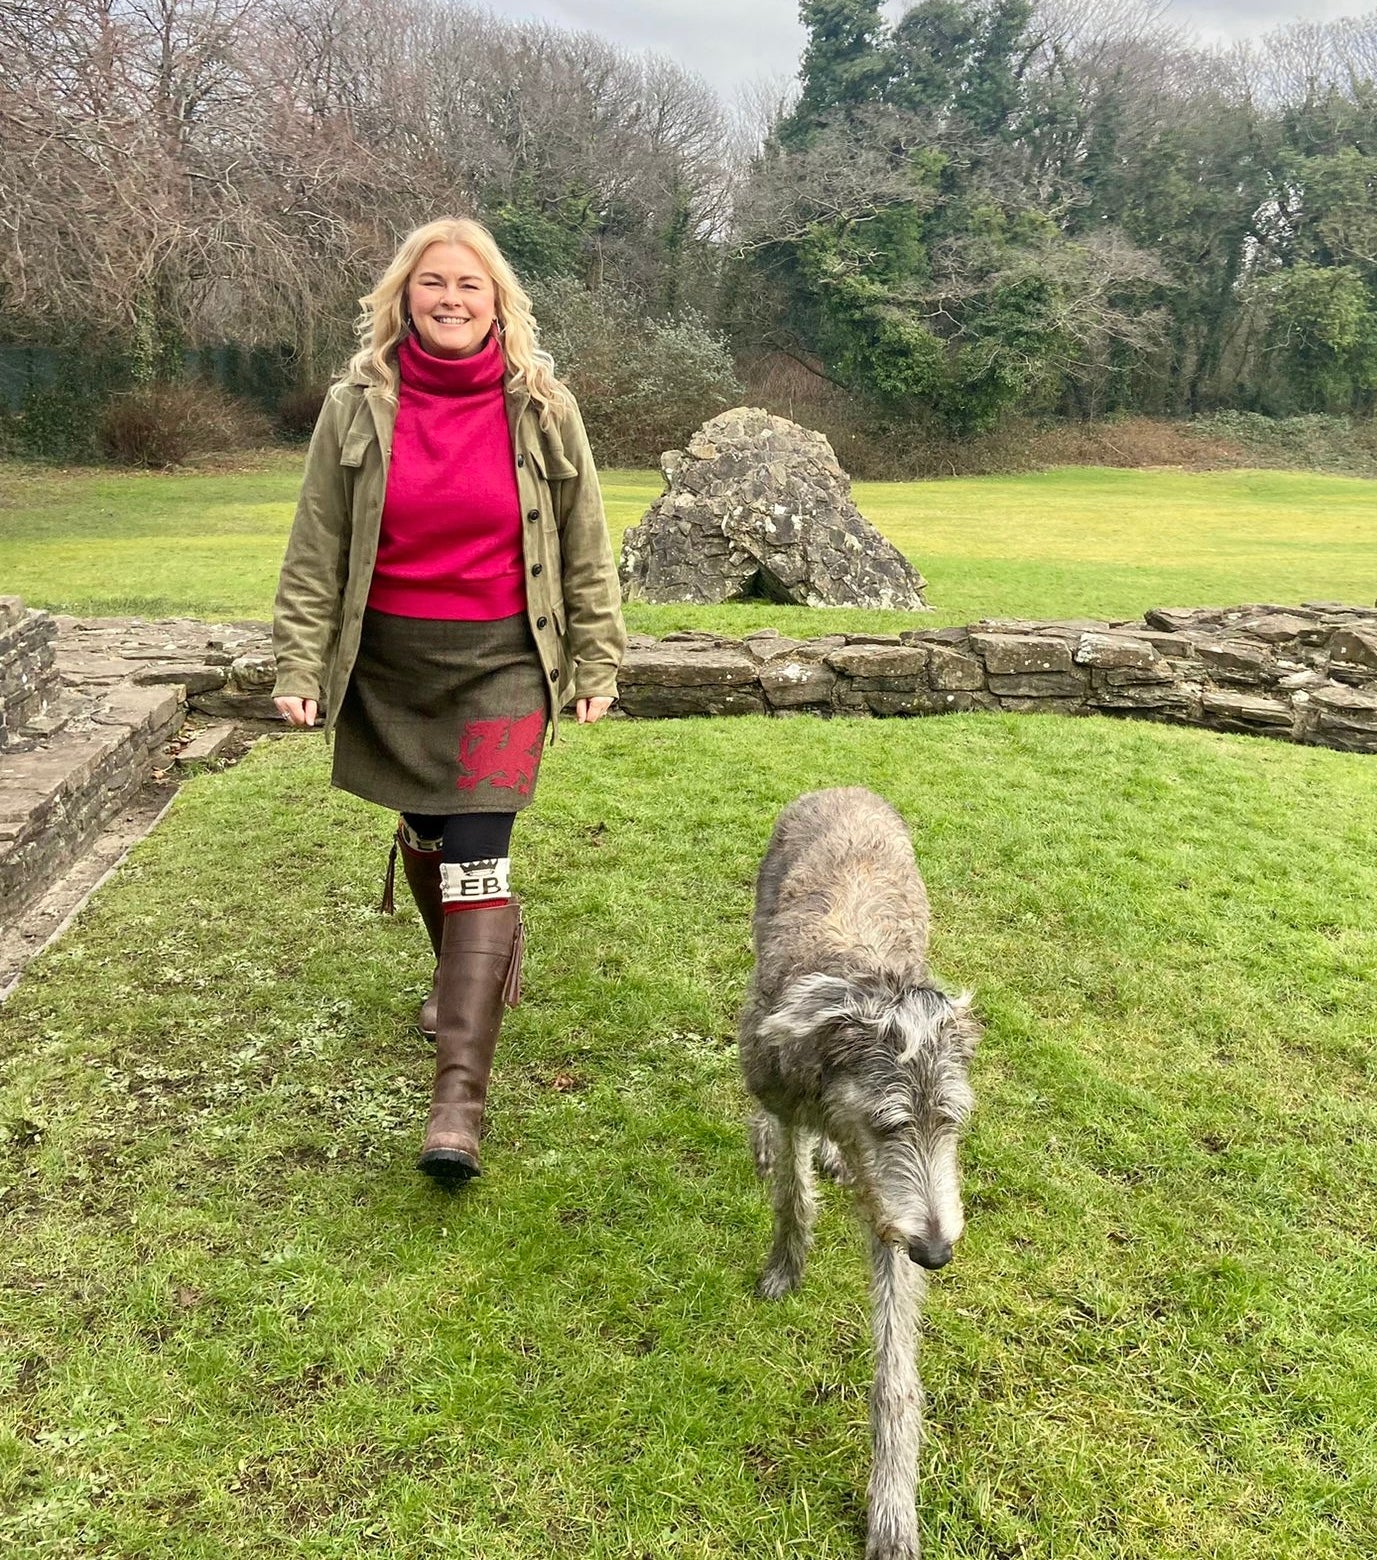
406 241 497 359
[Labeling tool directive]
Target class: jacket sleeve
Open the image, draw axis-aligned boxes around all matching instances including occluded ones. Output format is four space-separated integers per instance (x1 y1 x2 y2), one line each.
271 389 353 702
555 395 628 701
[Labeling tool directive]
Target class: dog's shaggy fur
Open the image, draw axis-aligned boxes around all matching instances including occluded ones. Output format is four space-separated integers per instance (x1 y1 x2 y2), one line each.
739 788 980 1560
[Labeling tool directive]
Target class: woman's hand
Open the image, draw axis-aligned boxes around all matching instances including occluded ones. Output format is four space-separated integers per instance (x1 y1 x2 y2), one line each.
576 697 613 725
275 696 318 727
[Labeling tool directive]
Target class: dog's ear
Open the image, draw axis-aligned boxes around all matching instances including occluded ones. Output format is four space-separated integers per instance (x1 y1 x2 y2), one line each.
940 989 981 1063
892 985 981 1064
759 973 853 1038
760 973 886 1049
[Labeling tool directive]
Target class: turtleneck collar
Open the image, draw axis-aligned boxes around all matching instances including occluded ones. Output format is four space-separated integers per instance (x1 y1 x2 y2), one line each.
397 329 506 395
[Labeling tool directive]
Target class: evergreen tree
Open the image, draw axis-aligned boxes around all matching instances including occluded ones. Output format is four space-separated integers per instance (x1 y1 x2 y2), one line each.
740 0 1159 430
783 0 896 146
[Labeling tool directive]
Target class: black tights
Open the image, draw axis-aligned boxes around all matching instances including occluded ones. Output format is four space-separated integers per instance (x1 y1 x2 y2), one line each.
402 812 515 864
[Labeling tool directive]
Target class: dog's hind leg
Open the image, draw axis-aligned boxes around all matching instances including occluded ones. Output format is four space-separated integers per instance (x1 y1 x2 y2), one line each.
757 1115 816 1299
865 1229 923 1560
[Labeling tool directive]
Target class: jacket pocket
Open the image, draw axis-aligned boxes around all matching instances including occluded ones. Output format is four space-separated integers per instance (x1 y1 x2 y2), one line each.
529 448 579 483
339 397 376 467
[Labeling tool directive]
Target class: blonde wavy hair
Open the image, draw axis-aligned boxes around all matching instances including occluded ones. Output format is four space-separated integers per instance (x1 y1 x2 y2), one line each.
342 217 572 426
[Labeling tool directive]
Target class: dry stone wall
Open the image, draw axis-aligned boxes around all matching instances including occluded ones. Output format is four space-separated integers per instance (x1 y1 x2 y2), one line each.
0 596 61 750
52 614 280 721
618 604 1377 753
0 684 182 931
34 603 1377 756
2 601 187 931
8 598 1370 963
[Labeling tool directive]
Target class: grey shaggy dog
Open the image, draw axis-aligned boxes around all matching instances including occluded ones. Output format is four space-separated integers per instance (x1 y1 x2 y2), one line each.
738 787 981 1560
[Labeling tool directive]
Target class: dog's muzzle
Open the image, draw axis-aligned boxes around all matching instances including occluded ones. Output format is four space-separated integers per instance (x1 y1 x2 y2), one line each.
906 1236 953 1270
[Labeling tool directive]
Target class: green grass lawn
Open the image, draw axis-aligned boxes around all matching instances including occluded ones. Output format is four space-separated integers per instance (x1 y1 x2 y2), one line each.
2 717 1375 1557
2 456 1375 1555
2 456 1373 631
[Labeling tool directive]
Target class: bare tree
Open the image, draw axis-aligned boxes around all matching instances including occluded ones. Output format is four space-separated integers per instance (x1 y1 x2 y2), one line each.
0 0 734 386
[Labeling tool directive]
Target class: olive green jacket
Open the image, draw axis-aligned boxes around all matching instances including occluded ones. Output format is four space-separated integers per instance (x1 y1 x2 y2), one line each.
271 372 627 737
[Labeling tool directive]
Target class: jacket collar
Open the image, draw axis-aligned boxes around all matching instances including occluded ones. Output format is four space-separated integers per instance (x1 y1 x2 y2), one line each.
504 372 531 443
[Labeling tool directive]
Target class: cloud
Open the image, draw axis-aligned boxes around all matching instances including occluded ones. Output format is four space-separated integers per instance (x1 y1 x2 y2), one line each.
499 0 805 96
494 0 1366 103
1167 1 1360 42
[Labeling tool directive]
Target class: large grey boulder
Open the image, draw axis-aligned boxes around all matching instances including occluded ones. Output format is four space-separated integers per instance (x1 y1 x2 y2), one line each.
618 408 929 610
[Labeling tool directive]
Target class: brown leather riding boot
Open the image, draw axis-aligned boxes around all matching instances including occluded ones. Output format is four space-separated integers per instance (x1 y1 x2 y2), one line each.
417 900 524 1183
381 829 445 1039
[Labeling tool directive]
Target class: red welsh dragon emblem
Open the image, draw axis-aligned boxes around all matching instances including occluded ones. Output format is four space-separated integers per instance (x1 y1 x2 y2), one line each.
455 709 546 796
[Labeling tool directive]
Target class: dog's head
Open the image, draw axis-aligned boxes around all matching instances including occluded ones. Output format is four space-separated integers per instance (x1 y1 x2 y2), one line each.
762 973 980 1268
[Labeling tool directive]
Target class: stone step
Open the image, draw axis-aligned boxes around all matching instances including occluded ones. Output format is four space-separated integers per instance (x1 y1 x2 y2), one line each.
10 690 102 746
174 721 239 769
0 684 184 931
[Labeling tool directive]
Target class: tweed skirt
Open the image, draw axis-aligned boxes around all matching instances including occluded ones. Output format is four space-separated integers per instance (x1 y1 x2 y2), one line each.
331 609 549 814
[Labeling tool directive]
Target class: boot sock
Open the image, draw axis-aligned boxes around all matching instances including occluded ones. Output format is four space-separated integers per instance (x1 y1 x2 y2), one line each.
440 855 513 913
440 813 516 913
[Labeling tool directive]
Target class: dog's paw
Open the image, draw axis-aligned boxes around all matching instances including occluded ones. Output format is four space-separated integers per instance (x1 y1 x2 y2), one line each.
756 1264 802 1300
866 1535 918 1560
866 1513 919 1560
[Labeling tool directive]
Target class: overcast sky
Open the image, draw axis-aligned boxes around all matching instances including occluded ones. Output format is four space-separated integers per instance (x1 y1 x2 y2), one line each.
498 2 1370 102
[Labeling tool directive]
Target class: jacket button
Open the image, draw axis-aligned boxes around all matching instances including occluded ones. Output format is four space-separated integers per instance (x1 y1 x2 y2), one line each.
516 455 525 468
536 615 548 629
549 669 559 683
527 509 540 522
531 563 542 576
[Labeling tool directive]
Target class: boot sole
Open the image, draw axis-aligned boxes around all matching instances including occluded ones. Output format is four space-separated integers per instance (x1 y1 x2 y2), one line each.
418 1149 481 1183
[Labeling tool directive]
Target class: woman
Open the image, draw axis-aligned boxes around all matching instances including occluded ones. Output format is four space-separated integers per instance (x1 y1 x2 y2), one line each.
272 217 626 1185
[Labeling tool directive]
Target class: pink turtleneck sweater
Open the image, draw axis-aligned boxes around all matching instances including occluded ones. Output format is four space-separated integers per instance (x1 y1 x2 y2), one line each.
366 332 527 620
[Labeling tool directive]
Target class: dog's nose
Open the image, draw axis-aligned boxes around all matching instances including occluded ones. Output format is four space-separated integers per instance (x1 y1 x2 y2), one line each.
908 1238 953 1269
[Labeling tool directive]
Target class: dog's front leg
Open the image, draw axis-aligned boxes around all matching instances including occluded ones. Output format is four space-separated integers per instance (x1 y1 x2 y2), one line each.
756 1115 815 1299
748 1110 775 1178
815 1134 853 1184
865 1229 923 1559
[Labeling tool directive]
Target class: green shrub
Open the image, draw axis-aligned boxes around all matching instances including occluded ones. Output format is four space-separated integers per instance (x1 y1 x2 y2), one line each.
98 382 274 466
1190 411 1377 476
737 353 1377 479
8 382 103 461
529 277 741 466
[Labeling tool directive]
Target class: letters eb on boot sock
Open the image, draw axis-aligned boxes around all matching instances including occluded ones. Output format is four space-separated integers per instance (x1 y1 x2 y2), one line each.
441 857 512 911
